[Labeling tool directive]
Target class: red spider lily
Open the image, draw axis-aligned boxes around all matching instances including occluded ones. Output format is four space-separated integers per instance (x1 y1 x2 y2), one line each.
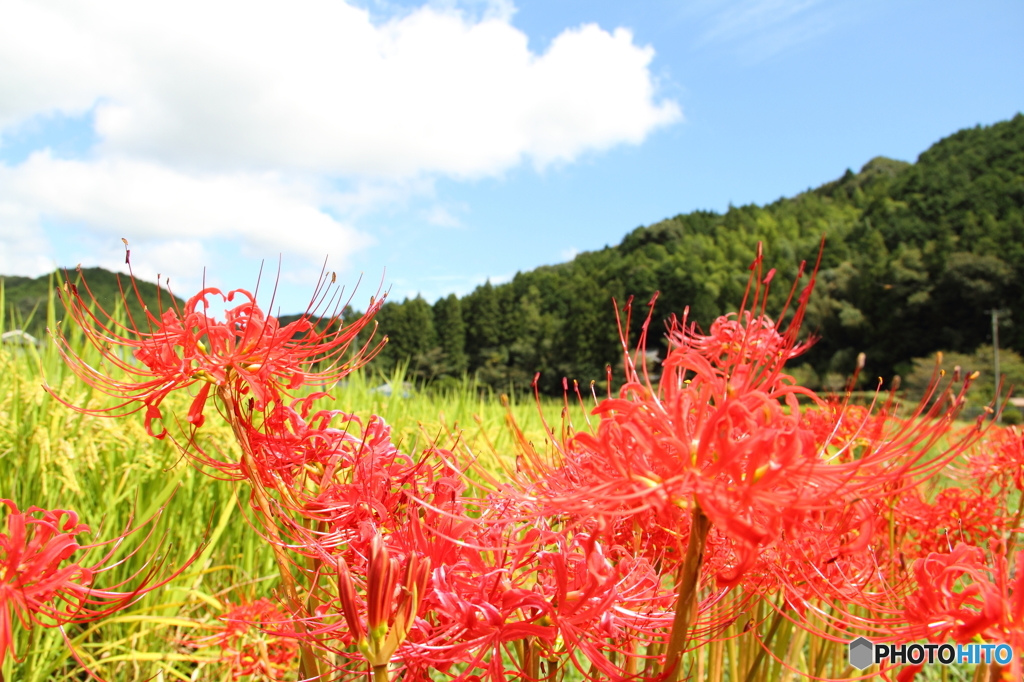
502 293 830 586
504 247 984 585
469 244 995 682
897 487 1006 556
257 411 448 561
393 498 677 682
0 499 182 668
754 498 905 638
49 262 384 439
189 598 300 681
286 471 671 682
298 413 421 531
334 535 431 678
667 307 814 397
901 543 1006 644
529 532 676 681
898 541 1024 682
329 511 532 677
964 425 1024 493
0 500 89 667
799 403 892 460
493 245 821 521
186 393 382 487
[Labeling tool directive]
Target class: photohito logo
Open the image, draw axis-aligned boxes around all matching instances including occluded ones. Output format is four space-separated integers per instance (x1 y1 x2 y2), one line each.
848 637 1013 670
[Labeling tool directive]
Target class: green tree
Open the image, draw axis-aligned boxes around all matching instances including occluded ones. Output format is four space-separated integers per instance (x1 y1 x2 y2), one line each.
433 294 468 376
464 281 501 372
372 296 437 380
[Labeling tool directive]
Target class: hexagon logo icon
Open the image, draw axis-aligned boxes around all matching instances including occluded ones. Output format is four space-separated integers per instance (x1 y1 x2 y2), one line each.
848 637 874 670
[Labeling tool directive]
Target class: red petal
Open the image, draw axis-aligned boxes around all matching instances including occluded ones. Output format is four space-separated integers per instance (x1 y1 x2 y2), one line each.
188 382 213 428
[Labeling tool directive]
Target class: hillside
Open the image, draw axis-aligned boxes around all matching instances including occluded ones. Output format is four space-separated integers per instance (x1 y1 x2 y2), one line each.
0 268 184 339
368 113 1024 393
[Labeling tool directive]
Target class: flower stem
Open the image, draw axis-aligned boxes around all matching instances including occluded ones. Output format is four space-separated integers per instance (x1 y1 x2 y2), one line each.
1005 490 1024 556
664 503 711 682
218 386 322 680
742 609 785 682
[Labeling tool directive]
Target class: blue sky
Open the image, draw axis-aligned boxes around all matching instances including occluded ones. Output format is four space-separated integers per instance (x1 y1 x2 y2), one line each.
1 0 1022 315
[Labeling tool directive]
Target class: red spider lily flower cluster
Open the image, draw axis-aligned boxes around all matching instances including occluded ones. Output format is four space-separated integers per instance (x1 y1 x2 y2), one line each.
892 542 1024 680
47 261 682 680
896 487 1006 556
481 245 1001 680
187 598 299 681
48 247 1024 682
964 425 1024 492
247 409 677 681
0 499 182 669
49 259 385 439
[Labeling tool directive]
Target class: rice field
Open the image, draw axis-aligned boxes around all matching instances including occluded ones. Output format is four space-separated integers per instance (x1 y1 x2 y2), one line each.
0 289 566 682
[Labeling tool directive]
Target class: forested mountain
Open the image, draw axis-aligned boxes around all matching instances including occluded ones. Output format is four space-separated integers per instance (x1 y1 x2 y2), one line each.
4 115 1022 395
1 268 183 340
367 114 1024 393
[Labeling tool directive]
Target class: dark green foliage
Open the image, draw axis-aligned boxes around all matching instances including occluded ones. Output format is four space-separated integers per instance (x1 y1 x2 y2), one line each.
464 281 502 362
900 346 1024 409
433 293 468 377
374 296 440 382
814 114 1024 377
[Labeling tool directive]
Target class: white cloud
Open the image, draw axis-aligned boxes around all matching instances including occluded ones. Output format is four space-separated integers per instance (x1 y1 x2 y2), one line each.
0 0 680 179
0 152 373 284
90 238 208 287
321 177 437 218
0 201 54 277
0 2 118 129
422 204 464 228
0 0 681 307
690 0 845 62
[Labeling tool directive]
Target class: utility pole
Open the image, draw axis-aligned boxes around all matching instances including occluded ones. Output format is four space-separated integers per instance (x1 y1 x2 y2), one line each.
987 309 1011 425
993 308 1001 424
